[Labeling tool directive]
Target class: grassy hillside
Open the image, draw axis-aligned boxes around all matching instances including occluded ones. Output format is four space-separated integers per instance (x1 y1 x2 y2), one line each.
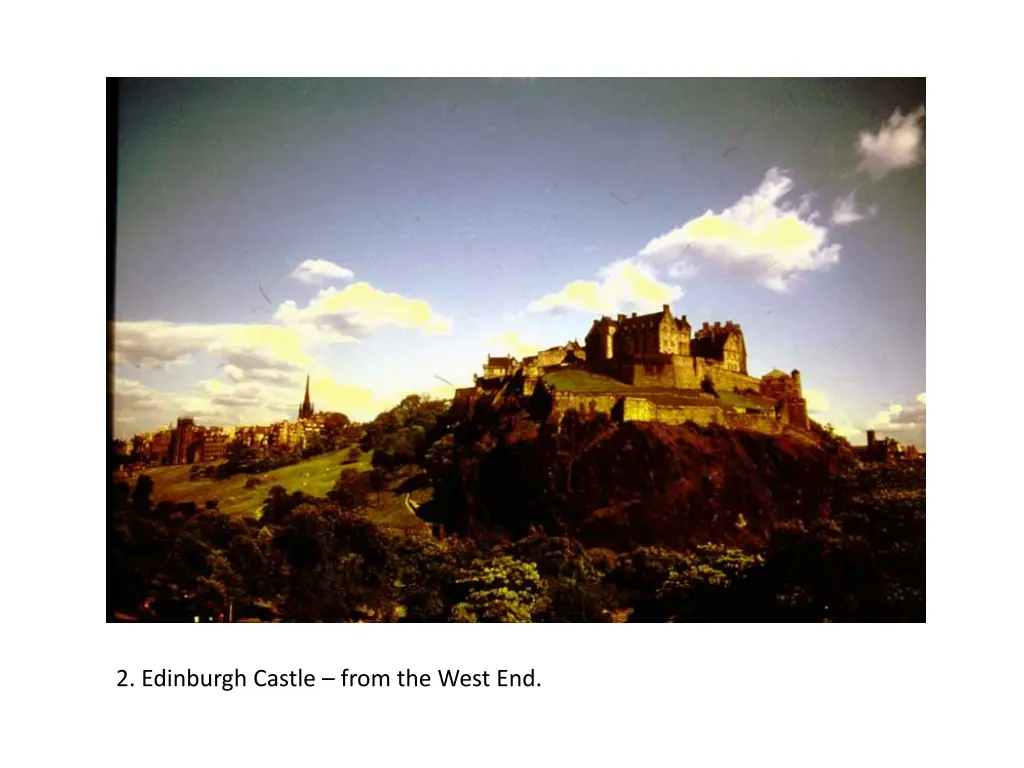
542 368 634 392
125 449 432 534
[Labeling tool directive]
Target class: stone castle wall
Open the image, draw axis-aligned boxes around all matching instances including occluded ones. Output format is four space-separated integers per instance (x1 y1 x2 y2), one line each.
616 355 761 392
550 391 622 417
541 389 787 436
621 397 726 427
620 396 657 422
724 411 784 435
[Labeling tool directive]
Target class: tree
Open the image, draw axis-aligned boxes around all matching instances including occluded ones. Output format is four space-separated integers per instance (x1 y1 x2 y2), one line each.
130 434 148 461
327 469 372 511
131 475 155 515
270 502 398 621
450 556 546 623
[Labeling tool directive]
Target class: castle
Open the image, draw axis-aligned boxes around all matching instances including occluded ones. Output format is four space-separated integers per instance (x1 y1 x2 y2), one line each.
461 304 809 435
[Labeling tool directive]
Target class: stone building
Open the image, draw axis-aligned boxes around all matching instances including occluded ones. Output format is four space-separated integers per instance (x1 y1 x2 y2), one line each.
759 369 809 430
269 420 303 450
233 425 269 450
170 417 201 465
691 321 747 374
585 305 693 361
200 427 229 462
481 355 518 379
858 430 907 462
149 429 173 465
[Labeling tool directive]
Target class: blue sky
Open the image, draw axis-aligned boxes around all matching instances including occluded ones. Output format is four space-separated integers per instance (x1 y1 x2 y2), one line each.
114 78 925 447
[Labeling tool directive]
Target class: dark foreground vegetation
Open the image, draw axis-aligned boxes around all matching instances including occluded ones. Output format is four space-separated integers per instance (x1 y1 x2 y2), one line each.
108 394 925 622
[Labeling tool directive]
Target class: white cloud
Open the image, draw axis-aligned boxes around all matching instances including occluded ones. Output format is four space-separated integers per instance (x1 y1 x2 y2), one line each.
113 322 216 370
223 364 245 382
526 259 683 315
831 191 876 226
667 261 699 280
275 282 452 335
113 321 318 372
802 388 861 440
867 403 906 429
833 424 864 441
866 392 926 449
638 168 840 293
798 384 868 444
113 378 181 419
291 259 355 284
804 389 831 415
486 331 543 359
855 106 926 180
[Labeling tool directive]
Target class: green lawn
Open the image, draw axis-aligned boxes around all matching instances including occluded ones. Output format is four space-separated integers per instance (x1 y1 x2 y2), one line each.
542 368 635 392
125 448 431 534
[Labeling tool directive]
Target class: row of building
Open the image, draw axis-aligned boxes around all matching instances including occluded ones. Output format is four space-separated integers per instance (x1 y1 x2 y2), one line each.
119 376 342 467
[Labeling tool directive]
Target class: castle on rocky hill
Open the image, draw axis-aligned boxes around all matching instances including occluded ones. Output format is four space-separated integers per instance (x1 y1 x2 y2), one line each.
462 304 809 435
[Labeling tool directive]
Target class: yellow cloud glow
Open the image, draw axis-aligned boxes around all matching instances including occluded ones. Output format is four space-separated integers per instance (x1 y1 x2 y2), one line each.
486 331 543 359
275 282 452 335
527 259 682 314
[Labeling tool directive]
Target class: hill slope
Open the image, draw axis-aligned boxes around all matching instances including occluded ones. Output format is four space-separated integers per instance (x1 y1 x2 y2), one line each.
124 449 431 533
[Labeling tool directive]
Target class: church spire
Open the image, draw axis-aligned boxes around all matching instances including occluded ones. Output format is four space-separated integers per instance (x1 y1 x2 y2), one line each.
299 374 314 420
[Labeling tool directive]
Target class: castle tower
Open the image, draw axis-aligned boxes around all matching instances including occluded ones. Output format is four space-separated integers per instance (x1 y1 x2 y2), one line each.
298 375 314 420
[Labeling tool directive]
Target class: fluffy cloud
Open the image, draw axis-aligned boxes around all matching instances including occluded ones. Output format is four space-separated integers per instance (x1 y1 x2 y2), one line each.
867 394 926 432
832 424 864 441
113 322 217 370
831 191 876 226
486 330 543 359
274 282 452 336
866 392 926 449
223 364 245 382
804 389 831 415
526 259 683 315
113 321 317 372
802 388 862 440
291 259 355 284
114 378 181 421
638 168 840 293
855 106 926 180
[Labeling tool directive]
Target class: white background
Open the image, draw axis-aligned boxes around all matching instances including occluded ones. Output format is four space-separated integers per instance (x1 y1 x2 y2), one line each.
3 2 1022 765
